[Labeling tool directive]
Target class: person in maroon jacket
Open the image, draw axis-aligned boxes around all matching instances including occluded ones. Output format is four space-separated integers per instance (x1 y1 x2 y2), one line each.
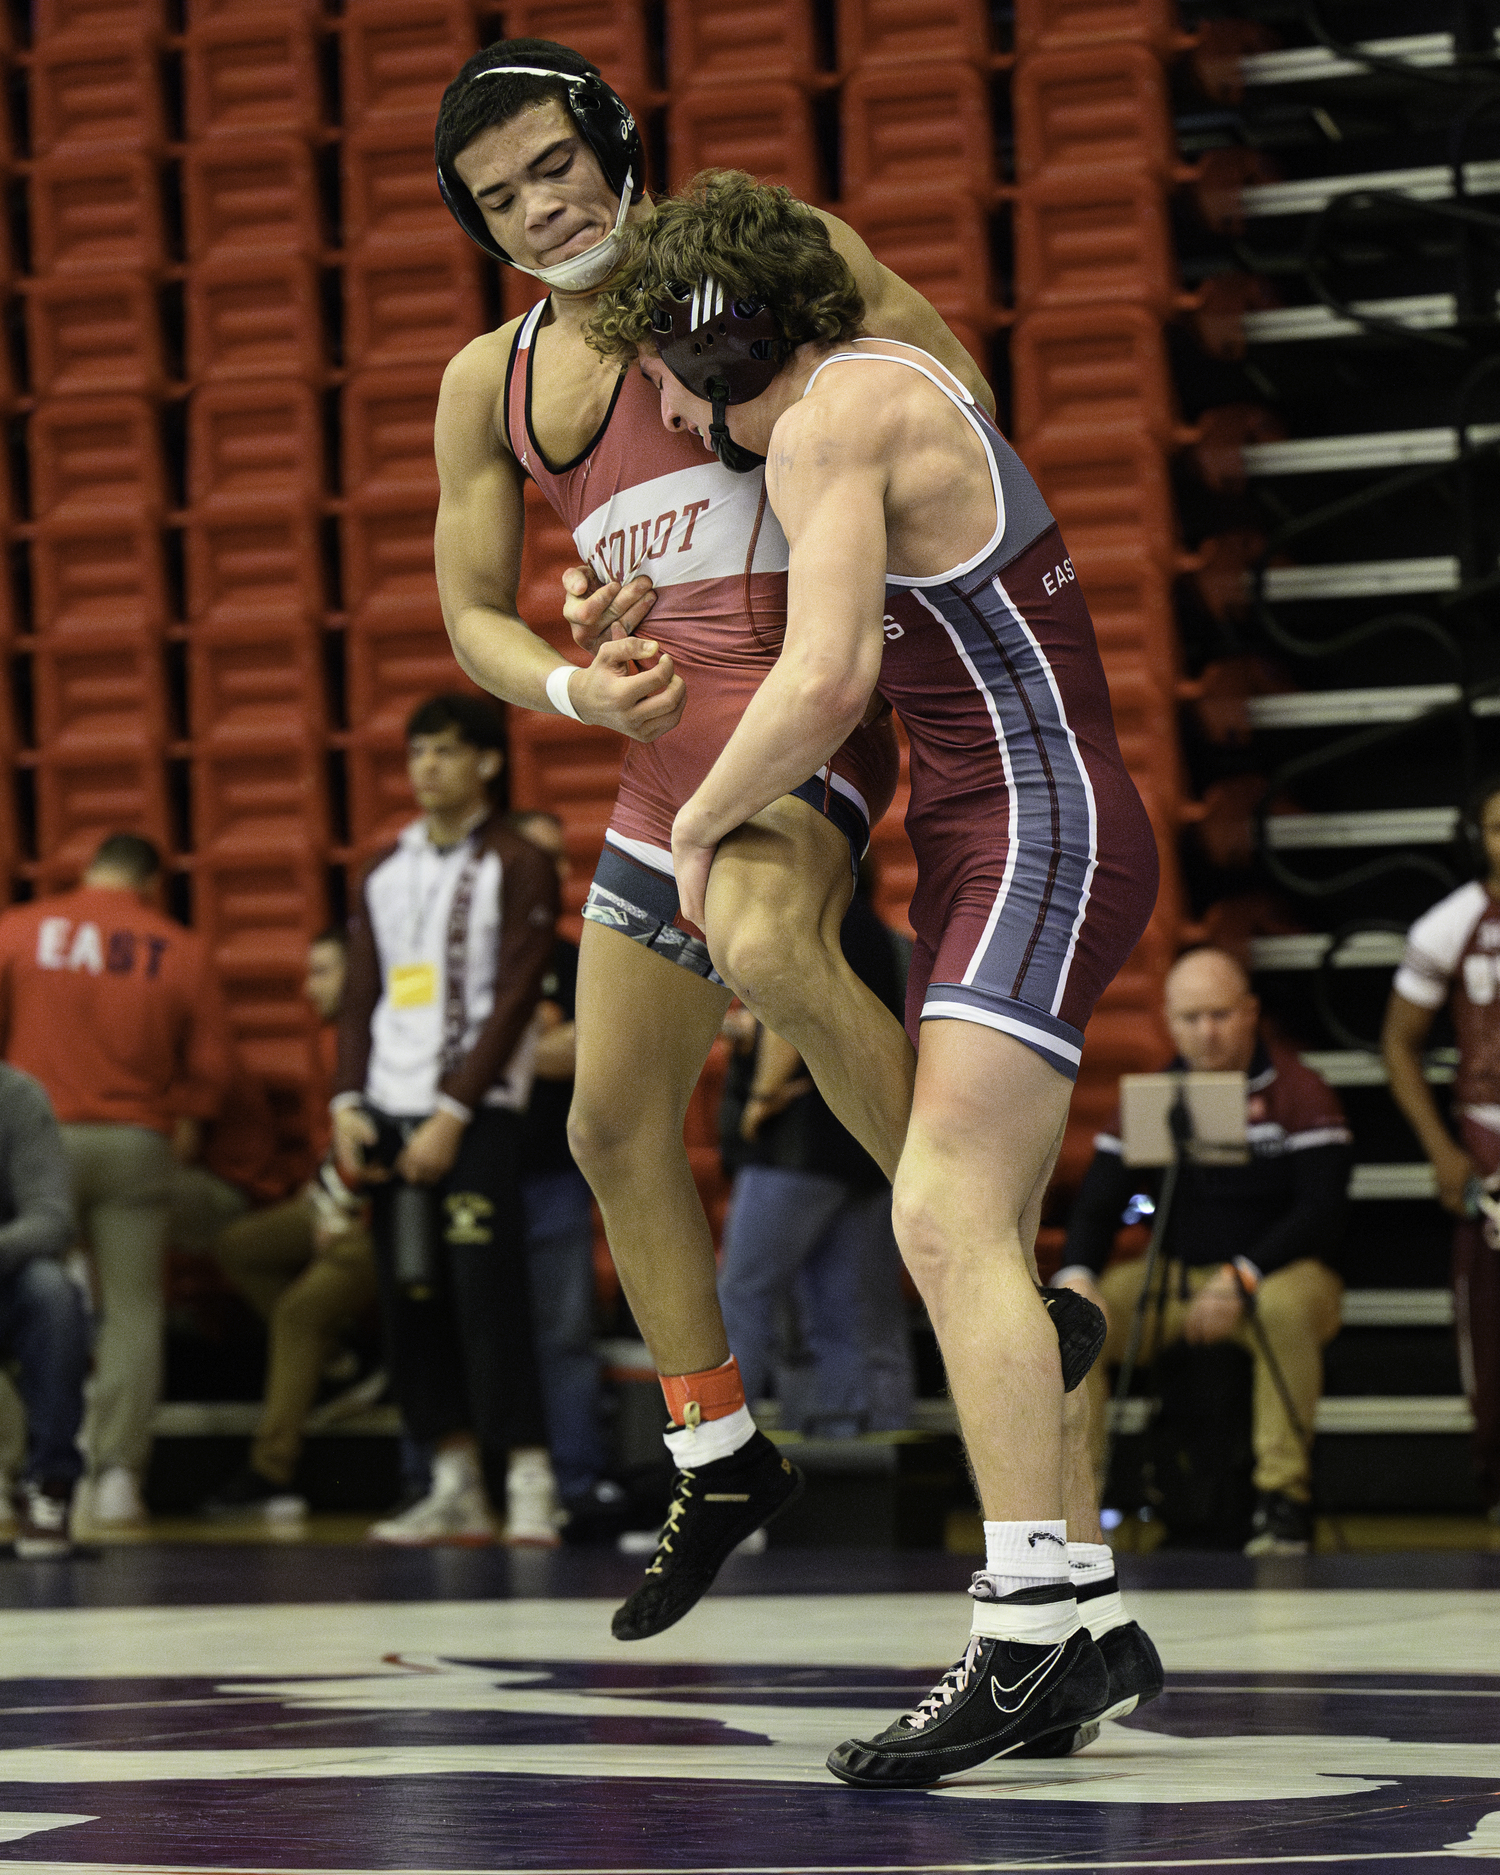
1057 948 1352 1556
331 694 561 1546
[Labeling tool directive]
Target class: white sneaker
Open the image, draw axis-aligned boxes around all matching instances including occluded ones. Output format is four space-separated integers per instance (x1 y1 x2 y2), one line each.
368 1451 493 1547
15 1482 72 1559
505 1451 562 1547
90 1468 147 1527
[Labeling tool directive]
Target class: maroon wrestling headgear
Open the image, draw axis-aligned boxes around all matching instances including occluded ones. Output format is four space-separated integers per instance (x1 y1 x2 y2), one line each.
650 276 786 472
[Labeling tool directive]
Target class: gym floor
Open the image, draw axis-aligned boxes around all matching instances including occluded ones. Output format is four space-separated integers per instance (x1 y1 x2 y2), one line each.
0 1543 1497 1875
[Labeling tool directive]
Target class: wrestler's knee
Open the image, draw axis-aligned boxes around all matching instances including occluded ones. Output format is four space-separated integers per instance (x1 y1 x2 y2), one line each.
889 1160 971 1292
565 1084 637 1180
712 904 831 1026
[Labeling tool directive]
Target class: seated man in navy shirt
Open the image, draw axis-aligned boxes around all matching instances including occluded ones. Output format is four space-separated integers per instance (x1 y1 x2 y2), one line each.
1054 948 1351 1555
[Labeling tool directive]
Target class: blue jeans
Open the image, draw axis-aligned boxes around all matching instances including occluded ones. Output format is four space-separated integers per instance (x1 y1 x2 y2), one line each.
523 1170 606 1498
0 1258 89 1487
718 1166 914 1436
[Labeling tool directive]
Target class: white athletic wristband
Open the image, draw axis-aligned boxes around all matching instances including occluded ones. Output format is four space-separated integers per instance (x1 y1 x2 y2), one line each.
545 664 582 721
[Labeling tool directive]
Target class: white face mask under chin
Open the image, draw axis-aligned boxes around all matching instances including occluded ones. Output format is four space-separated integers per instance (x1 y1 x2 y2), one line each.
508 172 633 292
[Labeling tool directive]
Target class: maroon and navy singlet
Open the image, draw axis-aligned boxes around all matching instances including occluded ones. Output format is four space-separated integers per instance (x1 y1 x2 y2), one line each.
803 342 1160 1080
505 301 897 916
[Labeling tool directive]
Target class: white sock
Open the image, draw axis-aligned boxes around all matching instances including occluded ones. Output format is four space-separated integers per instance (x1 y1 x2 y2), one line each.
971 1520 1079 1644
1068 1539 1129 1638
663 1401 756 1467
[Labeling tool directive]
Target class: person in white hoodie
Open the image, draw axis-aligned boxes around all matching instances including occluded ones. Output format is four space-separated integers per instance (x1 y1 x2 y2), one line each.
331 693 560 1546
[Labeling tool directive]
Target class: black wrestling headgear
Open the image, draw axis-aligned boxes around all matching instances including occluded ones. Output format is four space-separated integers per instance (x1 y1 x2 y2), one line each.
436 48 644 267
650 276 786 473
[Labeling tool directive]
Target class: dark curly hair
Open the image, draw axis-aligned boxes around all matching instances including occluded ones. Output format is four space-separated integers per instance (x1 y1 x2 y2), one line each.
586 169 865 365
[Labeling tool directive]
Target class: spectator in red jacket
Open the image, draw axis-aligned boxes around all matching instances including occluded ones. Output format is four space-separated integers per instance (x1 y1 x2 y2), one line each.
0 833 234 1527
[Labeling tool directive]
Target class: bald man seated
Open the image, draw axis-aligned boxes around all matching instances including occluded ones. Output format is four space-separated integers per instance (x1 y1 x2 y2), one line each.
1053 948 1352 1555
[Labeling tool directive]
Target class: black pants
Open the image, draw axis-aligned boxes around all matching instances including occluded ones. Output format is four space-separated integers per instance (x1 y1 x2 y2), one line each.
369 1108 549 1502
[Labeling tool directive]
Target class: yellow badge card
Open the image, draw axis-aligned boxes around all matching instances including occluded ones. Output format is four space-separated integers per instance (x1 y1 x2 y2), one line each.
389 962 438 1009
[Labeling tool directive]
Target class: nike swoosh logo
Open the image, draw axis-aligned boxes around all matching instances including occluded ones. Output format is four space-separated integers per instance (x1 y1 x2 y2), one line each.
989 1642 1066 1715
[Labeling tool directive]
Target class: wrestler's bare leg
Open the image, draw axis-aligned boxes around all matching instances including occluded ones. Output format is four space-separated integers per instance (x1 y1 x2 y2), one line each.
704 795 916 1181
892 1021 1073 1518
568 920 732 1375
1018 1117 1109 1544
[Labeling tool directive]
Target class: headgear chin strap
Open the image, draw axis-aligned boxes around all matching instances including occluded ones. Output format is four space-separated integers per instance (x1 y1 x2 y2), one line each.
510 169 632 292
651 278 785 475
706 378 768 474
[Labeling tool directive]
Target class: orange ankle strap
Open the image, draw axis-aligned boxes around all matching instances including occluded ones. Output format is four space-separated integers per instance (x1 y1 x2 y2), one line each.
660 1356 746 1429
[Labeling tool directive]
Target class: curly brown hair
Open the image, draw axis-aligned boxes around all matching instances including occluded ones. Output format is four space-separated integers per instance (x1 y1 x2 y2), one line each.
586 169 865 365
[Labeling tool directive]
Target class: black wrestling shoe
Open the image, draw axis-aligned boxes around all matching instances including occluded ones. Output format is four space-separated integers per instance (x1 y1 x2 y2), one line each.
1244 1489 1312 1555
1011 1619 1165 1757
1039 1284 1108 1392
826 1624 1108 1788
611 1431 803 1641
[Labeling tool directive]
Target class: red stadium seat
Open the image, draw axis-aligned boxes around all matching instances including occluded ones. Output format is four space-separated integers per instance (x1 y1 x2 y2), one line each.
1012 0 1193 58
31 628 169 752
185 254 325 381
341 367 443 495
341 233 485 369
192 850 327 972
191 731 330 855
188 620 326 743
1025 429 1183 571
32 752 172 879
34 0 166 32
1009 304 1185 448
24 275 166 396
841 63 996 198
181 137 324 260
29 151 168 275
182 16 324 141
187 380 325 509
344 604 461 734
1012 43 1187 185
840 184 995 332
184 503 324 623
342 119 455 248
506 713 623 819
28 32 167 154
665 0 823 86
667 85 822 200
339 0 477 129
837 0 995 67
503 2 654 116
28 397 167 517
1013 168 1190 318
340 489 442 613
29 515 169 636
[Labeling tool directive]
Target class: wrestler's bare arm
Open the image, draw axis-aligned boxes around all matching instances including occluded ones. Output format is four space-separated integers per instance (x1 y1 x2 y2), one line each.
434 332 686 741
671 395 890 923
817 210 995 416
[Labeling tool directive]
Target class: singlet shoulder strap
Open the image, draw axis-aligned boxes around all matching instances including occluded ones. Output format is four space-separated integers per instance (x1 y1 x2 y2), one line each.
801 337 977 409
798 339 1007 586
503 300 549 472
